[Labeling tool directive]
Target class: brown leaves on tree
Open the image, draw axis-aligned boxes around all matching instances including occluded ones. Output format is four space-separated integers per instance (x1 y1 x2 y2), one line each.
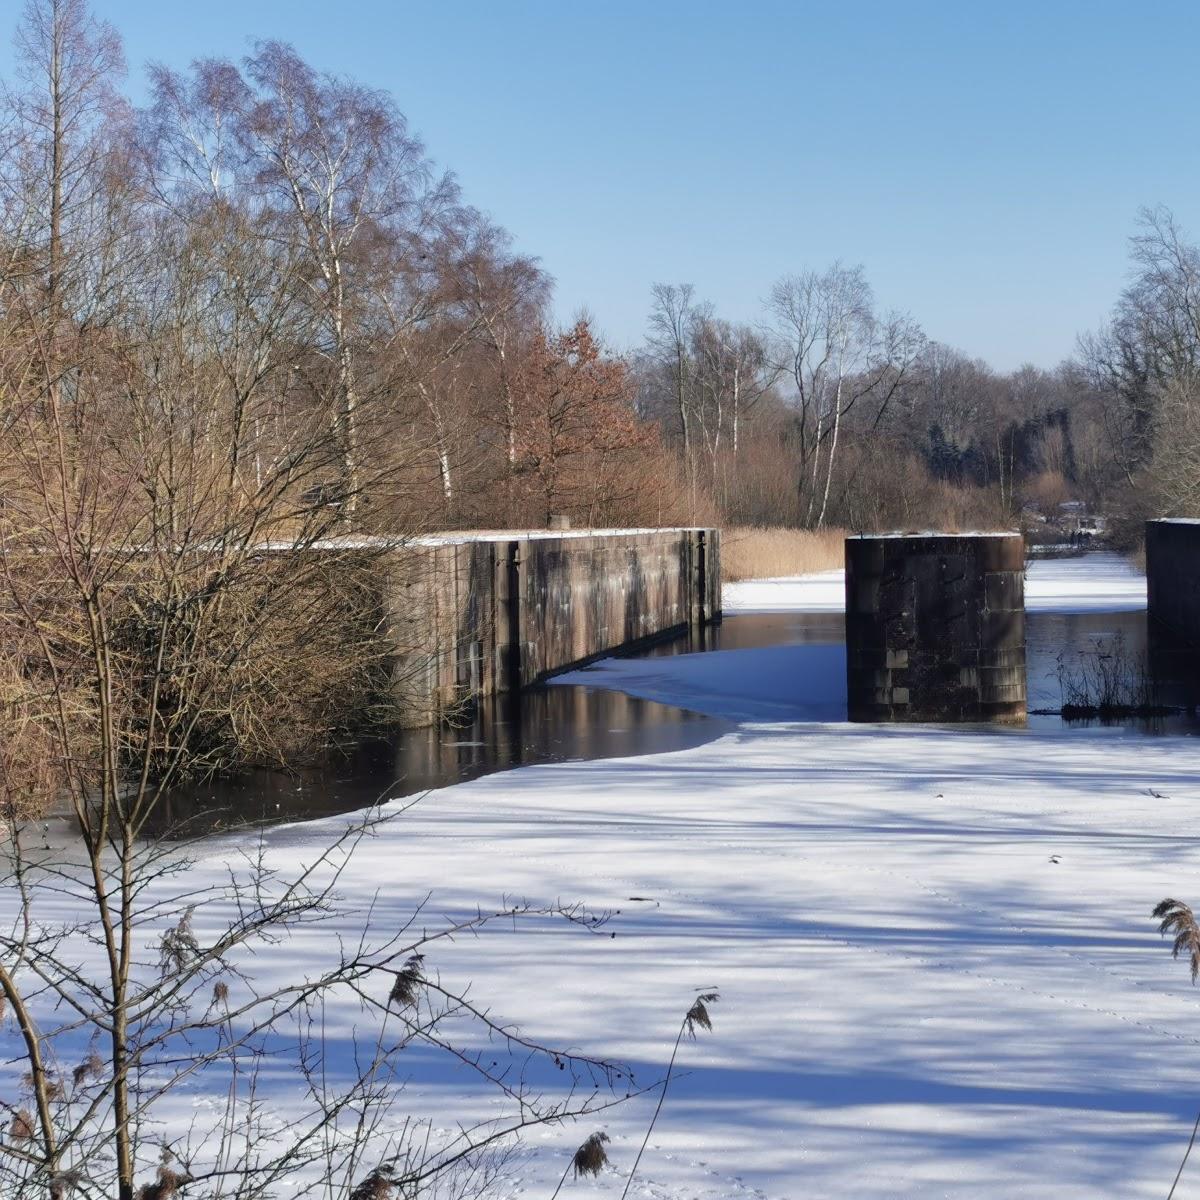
512 320 658 525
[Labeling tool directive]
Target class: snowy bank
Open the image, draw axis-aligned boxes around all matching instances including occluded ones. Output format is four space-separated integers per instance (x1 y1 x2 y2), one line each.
244 717 1200 1199
723 550 1146 615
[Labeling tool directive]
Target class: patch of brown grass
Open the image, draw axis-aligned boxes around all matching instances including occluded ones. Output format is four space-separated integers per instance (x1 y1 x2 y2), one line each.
1153 898 1200 981
721 526 846 582
571 1131 610 1178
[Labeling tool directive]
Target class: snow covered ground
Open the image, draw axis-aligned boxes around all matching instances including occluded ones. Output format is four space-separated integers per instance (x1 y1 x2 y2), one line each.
389 718 1200 1198
16 552 1200 1198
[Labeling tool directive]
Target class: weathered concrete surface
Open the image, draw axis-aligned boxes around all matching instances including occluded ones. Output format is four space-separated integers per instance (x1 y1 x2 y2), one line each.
389 528 721 724
1146 519 1200 646
845 533 1026 723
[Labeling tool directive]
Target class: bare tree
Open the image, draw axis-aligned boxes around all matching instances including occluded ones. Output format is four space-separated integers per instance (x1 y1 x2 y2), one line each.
646 283 703 517
232 43 458 524
3 0 130 425
769 264 923 528
451 218 548 516
689 317 775 505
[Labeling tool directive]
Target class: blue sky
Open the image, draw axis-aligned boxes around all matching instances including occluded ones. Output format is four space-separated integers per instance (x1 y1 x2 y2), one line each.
6 0 1199 368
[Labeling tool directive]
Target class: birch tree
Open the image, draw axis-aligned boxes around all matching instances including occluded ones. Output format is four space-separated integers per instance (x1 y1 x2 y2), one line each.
769 264 922 528
236 43 456 524
5 0 130 423
690 317 774 505
646 283 704 516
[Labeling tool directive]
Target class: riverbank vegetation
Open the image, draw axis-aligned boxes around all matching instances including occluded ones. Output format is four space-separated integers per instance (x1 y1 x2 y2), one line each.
639 226 1200 550
721 527 846 581
3 0 1197 806
0 8 698 1193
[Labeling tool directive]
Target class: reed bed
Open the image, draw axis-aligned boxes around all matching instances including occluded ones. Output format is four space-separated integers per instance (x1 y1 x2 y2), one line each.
721 526 846 581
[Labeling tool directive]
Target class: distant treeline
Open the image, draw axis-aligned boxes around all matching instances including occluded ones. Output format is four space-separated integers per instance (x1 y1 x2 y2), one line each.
638 222 1200 545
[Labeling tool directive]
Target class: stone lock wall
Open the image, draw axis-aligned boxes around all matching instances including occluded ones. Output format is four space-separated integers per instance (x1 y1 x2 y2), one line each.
388 528 721 725
1146 519 1200 646
845 533 1026 723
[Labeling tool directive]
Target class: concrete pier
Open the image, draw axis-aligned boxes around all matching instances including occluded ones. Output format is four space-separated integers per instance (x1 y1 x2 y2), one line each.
1146 519 1200 646
388 527 721 724
845 532 1026 723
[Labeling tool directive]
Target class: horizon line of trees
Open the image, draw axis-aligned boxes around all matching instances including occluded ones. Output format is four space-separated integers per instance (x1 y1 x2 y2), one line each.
636 212 1200 543
4 0 1195 547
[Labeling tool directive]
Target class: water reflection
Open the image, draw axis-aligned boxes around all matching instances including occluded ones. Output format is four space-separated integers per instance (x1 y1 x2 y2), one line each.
151 684 730 837
150 573 1200 836
1028 612 1200 732
647 611 846 655
652 607 1200 734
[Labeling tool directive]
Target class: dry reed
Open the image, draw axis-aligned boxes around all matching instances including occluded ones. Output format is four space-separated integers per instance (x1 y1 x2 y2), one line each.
348 1166 397 1200
1153 898 1200 981
722 526 846 582
684 992 718 1037
572 1132 610 1178
388 954 425 1008
71 1050 103 1089
1153 901 1200 1200
49 1168 82 1199
135 1167 187 1200
620 991 719 1198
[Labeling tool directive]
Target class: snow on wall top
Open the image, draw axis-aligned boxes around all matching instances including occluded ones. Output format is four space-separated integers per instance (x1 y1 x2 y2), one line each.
253 528 712 551
414 527 710 545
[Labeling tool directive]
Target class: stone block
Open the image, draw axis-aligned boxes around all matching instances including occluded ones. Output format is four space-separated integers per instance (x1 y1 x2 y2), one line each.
845 533 1026 723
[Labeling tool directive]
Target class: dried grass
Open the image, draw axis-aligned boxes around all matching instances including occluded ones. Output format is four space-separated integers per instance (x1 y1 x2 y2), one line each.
49 1169 82 1199
685 991 719 1038
135 1167 187 1200
159 907 199 976
388 954 425 1008
136 1150 189 1200
721 526 846 582
72 1050 104 1089
1153 898 1200 981
348 1165 397 1200
572 1131 610 1178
